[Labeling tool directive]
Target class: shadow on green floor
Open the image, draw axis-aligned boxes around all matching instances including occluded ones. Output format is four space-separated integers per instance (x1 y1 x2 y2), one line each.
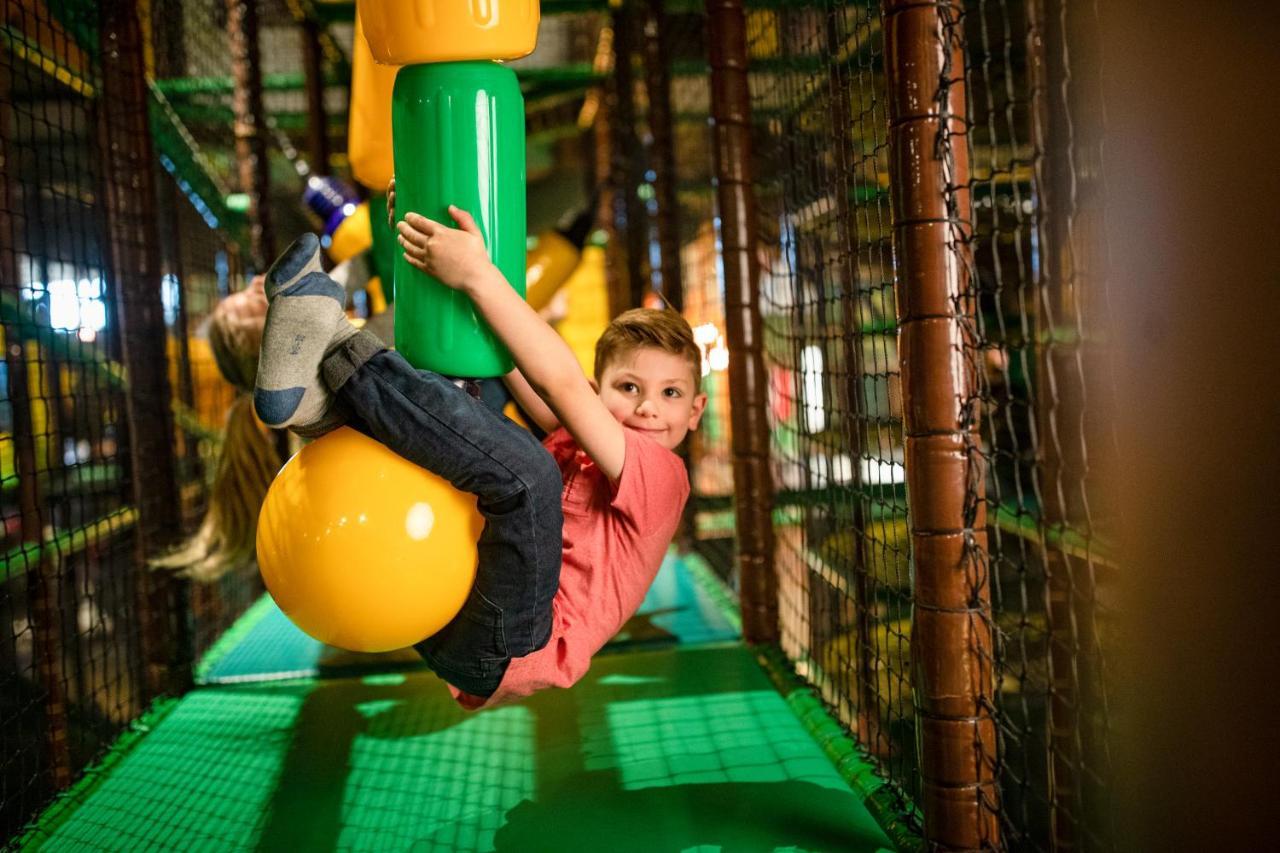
493 774 893 852
247 645 894 852
252 673 473 851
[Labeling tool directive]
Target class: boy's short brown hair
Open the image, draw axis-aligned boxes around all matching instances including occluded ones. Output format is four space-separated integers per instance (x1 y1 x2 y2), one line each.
594 308 702 389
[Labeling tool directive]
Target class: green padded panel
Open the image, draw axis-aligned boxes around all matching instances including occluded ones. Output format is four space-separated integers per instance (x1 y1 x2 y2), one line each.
31 645 893 852
605 550 739 651
198 552 739 685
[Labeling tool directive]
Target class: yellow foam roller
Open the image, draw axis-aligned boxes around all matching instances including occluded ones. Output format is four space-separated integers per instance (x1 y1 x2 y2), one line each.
524 231 580 312
348 8 398 191
359 0 540 65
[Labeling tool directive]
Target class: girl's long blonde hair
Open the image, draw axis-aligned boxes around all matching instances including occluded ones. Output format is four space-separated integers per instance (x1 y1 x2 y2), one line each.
152 289 281 581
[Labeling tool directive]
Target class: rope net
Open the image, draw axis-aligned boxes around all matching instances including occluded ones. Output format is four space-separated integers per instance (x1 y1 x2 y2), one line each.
958 1 1114 847
153 0 342 265
661 4 739 584
2 1 144 835
0 0 270 836
657 0 1114 846
0 0 1116 848
0 0 609 840
740 0 921 818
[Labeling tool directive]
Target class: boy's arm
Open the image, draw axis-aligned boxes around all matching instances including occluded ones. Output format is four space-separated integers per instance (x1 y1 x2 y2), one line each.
502 367 560 434
467 267 625 480
398 208 627 480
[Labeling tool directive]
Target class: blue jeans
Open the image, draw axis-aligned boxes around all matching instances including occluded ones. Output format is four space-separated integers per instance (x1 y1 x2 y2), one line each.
320 331 563 696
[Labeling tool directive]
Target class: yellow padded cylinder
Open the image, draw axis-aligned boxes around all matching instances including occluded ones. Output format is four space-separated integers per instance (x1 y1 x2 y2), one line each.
524 229 580 312
359 0 540 65
348 10 398 191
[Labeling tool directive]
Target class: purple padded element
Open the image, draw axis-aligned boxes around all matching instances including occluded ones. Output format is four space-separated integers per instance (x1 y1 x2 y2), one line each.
303 175 360 237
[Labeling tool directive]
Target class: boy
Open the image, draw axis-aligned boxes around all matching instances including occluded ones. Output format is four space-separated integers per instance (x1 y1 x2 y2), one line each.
253 207 706 709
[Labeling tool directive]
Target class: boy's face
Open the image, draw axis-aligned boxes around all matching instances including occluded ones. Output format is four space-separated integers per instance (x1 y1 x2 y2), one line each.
596 347 707 451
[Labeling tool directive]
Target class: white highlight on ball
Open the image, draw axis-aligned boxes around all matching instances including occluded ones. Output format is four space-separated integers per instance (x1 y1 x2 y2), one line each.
405 502 435 541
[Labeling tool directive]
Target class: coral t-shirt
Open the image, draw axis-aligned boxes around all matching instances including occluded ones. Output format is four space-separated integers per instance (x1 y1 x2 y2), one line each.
451 426 689 710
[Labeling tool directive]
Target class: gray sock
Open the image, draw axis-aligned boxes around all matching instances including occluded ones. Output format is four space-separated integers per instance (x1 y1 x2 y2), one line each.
254 243 358 431
264 232 324 299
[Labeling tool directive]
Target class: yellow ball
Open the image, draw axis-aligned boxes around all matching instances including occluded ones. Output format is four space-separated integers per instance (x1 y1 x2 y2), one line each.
257 426 482 652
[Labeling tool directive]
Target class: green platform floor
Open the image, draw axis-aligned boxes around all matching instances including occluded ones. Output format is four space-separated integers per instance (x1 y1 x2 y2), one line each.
198 554 743 684
23 555 901 852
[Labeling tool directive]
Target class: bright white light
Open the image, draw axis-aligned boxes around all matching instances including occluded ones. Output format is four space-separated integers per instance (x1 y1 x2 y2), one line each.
47 278 106 332
79 292 105 329
803 452 904 487
48 280 78 329
696 325 728 375
341 202 357 217
709 339 729 372
860 456 906 485
800 345 825 433
805 454 855 488
161 274 180 326
693 322 719 346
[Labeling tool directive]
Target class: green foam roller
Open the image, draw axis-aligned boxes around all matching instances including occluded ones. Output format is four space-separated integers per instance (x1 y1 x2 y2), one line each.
366 193 397 292
392 61 526 378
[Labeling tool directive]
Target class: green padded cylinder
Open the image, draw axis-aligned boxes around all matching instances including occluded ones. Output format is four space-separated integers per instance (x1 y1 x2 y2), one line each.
366 193 396 292
391 61 526 378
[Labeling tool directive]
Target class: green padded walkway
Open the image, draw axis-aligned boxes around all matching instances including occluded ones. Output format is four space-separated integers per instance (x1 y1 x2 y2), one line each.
198 553 742 684
22 557 900 852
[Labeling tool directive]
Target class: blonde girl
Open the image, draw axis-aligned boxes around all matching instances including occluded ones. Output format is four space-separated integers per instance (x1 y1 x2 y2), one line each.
152 276 282 581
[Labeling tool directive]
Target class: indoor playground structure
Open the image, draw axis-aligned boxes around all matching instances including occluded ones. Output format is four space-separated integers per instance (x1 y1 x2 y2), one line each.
0 0 1231 851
